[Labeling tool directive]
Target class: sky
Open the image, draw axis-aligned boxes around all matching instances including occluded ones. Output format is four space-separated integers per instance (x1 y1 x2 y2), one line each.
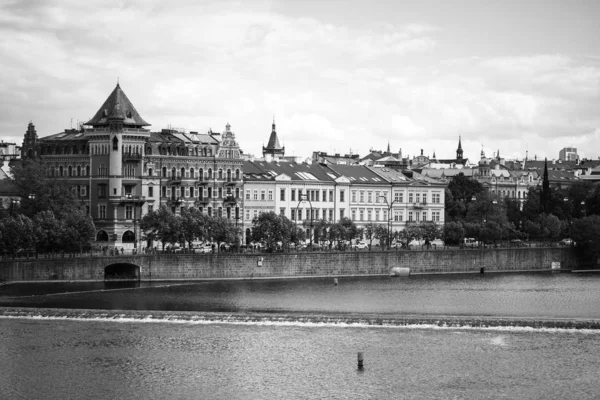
1 0 599 162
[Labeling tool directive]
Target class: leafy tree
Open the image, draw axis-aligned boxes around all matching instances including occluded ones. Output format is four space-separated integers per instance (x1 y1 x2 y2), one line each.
374 225 388 249
32 211 65 252
445 173 485 221
397 223 422 248
251 212 289 252
443 221 464 245
210 216 239 250
571 215 600 266
420 221 441 242
0 214 36 255
363 222 377 249
336 217 360 243
11 159 81 218
62 209 96 252
538 213 562 241
140 206 179 250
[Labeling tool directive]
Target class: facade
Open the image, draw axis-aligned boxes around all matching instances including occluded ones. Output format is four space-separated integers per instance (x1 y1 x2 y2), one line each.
559 147 578 161
21 83 243 249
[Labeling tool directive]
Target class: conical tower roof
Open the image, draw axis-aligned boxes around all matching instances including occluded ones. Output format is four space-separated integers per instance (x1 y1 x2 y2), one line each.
265 120 283 150
85 83 150 127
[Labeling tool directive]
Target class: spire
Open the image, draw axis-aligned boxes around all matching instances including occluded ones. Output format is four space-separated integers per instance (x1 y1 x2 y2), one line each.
85 83 150 127
456 136 463 160
497 149 500 160
263 118 285 159
387 141 390 153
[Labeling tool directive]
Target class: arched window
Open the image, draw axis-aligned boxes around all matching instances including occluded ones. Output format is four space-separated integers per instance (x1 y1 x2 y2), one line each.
181 167 185 178
199 168 204 180
218 169 223 179
112 137 119 151
208 168 212 179
235 169 240 180
122 231 135 243
146 146 152 155
190 168 195 178
59 166 64 176
86 165 90 176
162 167 167 177
172 167 177 178
227 169 231 181
96 230 109 241
77 166 81 176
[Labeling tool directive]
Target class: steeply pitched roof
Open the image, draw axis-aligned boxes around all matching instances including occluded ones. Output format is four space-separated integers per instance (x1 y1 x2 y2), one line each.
85 83 150 127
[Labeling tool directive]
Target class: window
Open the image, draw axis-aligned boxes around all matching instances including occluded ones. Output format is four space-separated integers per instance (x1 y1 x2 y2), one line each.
375 191 380 203
375 210 380 221
298 189 303 200
432 192 441 204
340 190 345 202
148 186 154 198
394 192 403 203
125 205 133 219
291 189 296 202
329 190 333 202
298 209 303 220
359 209 364 221
291 209 296 221
359 191 364 203
261 190 266 201
367 192 372 203
329 209 333 221
422 211 427 221
218 188 223 198
408 211 413 222
245 209 250 221
246 190 251 200
207 187 212 198
367 209 372 221
351 209 356 220
268 190 273 201
314 209 319 220
253 190 258 200
98 185 106 198
351 191 357 203
280 208 285 216
432 211 440 221
80 185 87 197
98 205 106 219
416 193 421 204
409 193 414 203
394 211 403 222
323 190 327 202
148 205 154 214
280 189 285 201
340 209 345 219
315 190 319 202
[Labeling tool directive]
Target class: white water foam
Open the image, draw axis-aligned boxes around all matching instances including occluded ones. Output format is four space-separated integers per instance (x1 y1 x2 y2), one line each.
1 312 599 334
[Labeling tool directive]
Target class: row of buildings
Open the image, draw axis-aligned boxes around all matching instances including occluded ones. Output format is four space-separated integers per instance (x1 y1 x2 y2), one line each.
5 83 595 248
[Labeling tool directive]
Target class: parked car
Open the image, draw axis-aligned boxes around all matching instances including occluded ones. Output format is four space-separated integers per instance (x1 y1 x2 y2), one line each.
560 238 574 246
463 238 479 248
354 241 368 250
510 239 526 247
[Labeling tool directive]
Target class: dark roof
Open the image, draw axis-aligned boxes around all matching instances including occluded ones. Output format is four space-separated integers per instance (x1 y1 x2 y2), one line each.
40 129 87 142
246 160 338 182
326 164 387 184
85 83 150 127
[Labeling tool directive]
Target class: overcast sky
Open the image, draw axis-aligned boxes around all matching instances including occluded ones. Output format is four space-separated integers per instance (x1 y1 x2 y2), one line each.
1 0 599 161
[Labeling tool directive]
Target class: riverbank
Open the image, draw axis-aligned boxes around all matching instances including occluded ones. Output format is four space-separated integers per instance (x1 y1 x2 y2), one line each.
0 247 578 283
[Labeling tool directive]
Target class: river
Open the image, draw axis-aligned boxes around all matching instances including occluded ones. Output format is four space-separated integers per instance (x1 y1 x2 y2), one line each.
1 272 599 399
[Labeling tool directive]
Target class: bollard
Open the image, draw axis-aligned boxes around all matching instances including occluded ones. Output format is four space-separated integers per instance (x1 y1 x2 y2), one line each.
357 352 364 369
334 278 338 286
480 267 485 274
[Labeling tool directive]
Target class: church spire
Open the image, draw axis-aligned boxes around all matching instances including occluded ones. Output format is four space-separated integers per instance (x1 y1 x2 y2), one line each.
456 136 463 160
263 117 285 160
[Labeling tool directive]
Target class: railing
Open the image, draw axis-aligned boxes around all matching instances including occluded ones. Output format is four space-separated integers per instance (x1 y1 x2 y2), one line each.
122 153 143 161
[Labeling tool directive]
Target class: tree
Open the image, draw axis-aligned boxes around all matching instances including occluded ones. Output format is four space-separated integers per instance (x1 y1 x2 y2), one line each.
374 225 388 249
538 213 562 241
140 206 179 250
363 222 377 249
210 216 239 250
336 217 360 244
251 212 289 252
397 223 422 248
62 209 96 252
0 214 37 255
446 173 485 222
571 215 600 266
11 159 81 218
443 221 464 246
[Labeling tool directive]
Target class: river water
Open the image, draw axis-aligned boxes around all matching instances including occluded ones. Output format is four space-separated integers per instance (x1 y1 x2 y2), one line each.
1 273 600 399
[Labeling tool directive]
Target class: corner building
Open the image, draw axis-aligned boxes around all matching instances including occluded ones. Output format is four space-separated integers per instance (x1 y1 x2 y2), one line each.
21 84 243 249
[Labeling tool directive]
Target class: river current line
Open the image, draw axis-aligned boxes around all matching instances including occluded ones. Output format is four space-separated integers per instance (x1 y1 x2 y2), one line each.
1 307 599 332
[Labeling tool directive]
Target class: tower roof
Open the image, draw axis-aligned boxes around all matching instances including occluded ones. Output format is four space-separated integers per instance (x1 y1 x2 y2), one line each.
85 83 150 127
265 120 283 151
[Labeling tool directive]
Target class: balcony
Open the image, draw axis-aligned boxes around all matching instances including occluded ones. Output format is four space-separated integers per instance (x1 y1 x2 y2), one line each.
167 197 183 207
224 179 239 186
413 202 427 209
122 153 143 162
195 198 210 206
167 177 182 185
223 195 237 204
195 179 209 186
119 195 146 205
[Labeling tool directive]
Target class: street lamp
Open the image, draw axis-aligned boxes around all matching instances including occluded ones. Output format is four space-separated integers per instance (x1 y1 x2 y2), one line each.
379 196 397 249
296 194 313 250
10 199 20 216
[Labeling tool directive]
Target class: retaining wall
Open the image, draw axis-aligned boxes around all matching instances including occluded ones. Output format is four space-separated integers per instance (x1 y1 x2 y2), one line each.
0 247 578 282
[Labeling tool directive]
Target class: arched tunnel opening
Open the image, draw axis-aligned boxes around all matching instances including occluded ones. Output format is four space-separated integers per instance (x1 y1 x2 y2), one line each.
104 263 141 281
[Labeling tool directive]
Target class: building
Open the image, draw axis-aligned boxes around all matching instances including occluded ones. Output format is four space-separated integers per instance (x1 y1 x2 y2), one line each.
21 83 243 249
559 147 578 161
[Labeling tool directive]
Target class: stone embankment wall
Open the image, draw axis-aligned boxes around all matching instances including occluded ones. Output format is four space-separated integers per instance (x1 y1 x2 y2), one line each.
0 248 578 282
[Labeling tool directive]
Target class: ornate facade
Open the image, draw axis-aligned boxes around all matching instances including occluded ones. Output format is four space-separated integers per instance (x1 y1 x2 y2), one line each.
21 83 243 249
